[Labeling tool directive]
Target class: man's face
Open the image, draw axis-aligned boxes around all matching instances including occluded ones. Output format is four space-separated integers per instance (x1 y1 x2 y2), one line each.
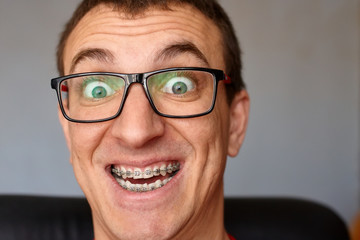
60 3 248 240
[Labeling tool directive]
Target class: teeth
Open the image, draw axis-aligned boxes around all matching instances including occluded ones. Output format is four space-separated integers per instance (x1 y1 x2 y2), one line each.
153 166 160 176
126 180 131 190
142 183 148 192
133 168 142 179
121 167 127 179
115 176 122 185
113 174 176 192
111 167 119 175
143 167 153 179
163 178 169 185
167 163 173 173
126 169 133 179
120 179 125 186
135 184 142 192
155 179 162 188
160 164 167 176
111 162 180 189
149 183 156 191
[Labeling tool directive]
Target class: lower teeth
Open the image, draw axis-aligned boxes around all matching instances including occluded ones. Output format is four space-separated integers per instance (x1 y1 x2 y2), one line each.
114 175 173 192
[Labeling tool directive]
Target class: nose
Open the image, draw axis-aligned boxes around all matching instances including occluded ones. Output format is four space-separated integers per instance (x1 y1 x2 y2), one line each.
110 84 165 148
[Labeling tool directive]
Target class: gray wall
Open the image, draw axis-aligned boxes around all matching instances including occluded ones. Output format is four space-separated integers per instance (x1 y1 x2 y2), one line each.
0 0 358 225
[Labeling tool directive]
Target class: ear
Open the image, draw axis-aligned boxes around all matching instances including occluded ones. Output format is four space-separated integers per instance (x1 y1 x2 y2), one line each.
58 107 72 162
227 90 250 157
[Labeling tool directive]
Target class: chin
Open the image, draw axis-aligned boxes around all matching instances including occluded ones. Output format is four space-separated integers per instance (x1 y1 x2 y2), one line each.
95 207 184 240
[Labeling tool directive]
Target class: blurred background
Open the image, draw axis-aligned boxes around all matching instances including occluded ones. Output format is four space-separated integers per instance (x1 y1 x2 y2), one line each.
0 0 358 226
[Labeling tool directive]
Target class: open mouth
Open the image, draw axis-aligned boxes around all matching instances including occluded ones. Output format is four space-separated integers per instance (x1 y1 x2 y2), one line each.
111 162 180 192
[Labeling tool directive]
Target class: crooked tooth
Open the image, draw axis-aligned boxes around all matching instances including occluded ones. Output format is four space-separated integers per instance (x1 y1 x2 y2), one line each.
143 167 153 179
160 164 167 176
153 166 160 176
133 168 142 179
167 163 173 173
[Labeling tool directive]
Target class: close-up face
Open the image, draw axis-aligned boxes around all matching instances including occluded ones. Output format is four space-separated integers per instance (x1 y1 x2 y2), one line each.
59 3 248 240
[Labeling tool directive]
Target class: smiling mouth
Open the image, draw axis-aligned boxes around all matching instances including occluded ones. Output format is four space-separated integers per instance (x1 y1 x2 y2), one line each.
111 162 180 192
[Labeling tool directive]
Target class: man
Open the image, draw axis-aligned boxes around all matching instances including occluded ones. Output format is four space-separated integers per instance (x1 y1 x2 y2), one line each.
51 0 249 239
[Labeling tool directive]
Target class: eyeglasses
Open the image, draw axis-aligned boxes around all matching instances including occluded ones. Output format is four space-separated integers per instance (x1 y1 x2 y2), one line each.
51 67 231 123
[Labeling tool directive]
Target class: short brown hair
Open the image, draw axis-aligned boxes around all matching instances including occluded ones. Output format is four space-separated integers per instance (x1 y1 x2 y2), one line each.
56 0 245 102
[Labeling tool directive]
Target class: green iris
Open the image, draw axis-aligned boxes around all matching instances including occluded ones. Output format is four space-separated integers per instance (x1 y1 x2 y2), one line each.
172 82 188 94
81 76 125 100
92 86 107 98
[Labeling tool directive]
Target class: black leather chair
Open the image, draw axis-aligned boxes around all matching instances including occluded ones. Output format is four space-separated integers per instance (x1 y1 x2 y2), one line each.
0 195 349 240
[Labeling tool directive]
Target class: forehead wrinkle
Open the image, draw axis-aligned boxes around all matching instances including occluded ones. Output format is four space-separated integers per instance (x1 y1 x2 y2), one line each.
76 19 211 40
83 3 208 27
67 19 211 60
72 3 213 38
65 4 223 73
68 23 213 70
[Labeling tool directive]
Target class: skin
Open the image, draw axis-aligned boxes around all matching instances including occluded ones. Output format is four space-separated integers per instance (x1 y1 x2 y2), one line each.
59 3 249 240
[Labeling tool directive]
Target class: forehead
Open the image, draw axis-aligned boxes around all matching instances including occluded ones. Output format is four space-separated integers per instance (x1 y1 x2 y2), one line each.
63 3 224 73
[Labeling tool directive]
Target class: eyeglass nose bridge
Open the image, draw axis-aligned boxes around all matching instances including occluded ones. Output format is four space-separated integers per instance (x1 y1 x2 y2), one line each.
121 72 150 101
124 73 145 85
120 73 157 115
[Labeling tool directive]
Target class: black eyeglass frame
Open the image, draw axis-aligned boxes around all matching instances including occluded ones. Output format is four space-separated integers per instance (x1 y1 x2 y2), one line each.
51 67 231 123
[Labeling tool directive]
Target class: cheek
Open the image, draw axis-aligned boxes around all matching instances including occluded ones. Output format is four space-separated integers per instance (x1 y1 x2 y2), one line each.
68 123 109 162
173 104 230 165
204 112 230 169
202 93 231 181
207 90 231 156
172 88 230 160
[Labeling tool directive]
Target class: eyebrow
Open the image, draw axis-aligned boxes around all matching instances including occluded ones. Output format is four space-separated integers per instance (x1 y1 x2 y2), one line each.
69 48 115 73
69 41 209 74
156 41 210 67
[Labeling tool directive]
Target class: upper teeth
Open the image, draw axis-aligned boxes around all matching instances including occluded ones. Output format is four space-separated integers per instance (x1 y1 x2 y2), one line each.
112 163 180 180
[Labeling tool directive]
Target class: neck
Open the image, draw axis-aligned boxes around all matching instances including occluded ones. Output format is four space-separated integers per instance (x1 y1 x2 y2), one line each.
173 183 228 240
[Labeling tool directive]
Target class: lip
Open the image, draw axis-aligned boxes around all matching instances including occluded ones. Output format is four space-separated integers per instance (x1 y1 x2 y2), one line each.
105 160 184 209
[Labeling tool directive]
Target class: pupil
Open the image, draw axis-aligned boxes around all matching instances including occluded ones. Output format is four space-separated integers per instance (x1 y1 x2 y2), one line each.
172 82 187 94
92 86 107 98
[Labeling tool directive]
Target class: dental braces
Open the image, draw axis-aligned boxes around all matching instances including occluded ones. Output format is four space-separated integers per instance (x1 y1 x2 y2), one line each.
111 162 180 179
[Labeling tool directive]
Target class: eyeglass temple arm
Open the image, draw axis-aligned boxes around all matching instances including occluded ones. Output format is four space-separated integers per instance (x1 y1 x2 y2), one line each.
50 79 68 92
61 85 68 92
223 74 232 84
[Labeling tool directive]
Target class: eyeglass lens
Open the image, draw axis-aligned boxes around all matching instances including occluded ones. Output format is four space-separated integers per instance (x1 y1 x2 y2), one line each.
59 70 215 121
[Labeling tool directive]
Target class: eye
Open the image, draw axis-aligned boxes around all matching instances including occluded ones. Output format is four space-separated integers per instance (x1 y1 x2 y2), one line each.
161 77 195 95
83 80 115 99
